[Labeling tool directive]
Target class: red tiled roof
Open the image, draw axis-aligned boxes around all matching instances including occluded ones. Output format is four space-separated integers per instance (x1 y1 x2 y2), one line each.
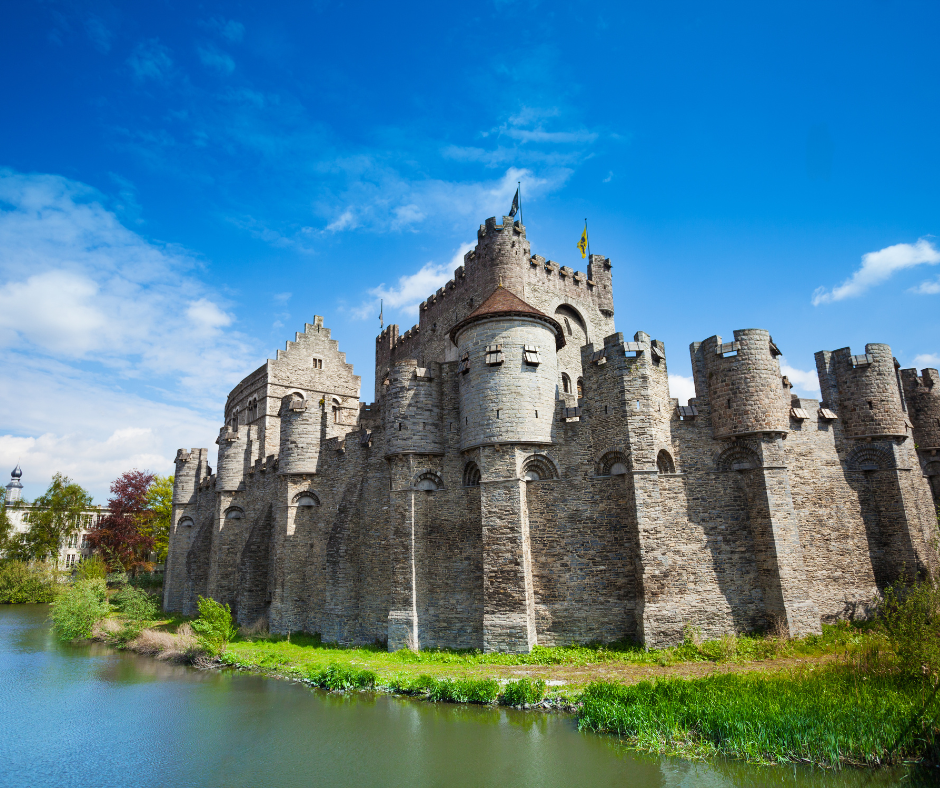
449 286 565 349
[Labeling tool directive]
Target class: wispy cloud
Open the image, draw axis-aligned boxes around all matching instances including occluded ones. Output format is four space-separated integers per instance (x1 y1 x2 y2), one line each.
913 353 940 368
198 45 235 75
84 17 112 53
910 278 940 295
353 243 474 321
127 39 174 82
812 238 940 305
780 358 821 396
668 373 696 405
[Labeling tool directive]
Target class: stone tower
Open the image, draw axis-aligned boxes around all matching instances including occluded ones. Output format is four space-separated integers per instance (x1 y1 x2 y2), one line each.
900 367 940 508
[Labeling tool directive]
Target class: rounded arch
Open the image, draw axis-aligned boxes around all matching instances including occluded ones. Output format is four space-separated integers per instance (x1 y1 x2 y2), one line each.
177 516 194 528
413 470 444 491
576 377 584 399
597 450 630 476
224 506 245 520
715 444 761 472
657 449 676 475
291 490 321 506
463 461 481 487
553 303 588 338
847 445 895 471
561 372 572 395
924 460 940 477
522 454 558 481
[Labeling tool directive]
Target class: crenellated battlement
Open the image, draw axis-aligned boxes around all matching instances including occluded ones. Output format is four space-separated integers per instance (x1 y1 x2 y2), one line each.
901 367 940 451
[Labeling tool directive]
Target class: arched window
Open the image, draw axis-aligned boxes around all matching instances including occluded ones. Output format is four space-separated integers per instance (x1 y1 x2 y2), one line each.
230 411 239 432
463 462 481 487
292 491 320 507
177 516 194 528
715 445 761 472
332 398 341 424
657 450 676 475
562 373 572 394
597 451 629 476
224 507 244 520
414 471 443 491
576 378 584 399
521 454 557 482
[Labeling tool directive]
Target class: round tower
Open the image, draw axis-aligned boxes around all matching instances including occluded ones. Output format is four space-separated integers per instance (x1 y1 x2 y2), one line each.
829 344 907 439
278 393 323 473
383 360 444 456
900 368 940 450
216 426 246 492
4 464 23 505
700 329 789 439
450 287 563 451
472 216 531 296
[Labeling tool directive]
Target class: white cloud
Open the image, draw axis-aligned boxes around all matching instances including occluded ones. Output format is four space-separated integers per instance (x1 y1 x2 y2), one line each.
326 209 357 232
668 374 696 406
780 358 821 397
198 45 235 75
220 20 244 43
354 243 474 320
127 39 173 82
913 353 940 368
812 238 940 305
911 278 940 295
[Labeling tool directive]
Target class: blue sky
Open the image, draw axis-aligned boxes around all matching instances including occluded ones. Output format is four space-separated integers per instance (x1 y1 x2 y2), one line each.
1 0 938 502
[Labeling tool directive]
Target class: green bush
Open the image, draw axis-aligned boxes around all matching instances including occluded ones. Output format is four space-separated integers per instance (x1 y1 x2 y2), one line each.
0 560 59 603
108 586 161 644
500 677 546 706
307 663 377 691
74 555 107 582
49 578 109 641
190 596 239 656
877 579 940 679
427 677 500 704
128 571 164 590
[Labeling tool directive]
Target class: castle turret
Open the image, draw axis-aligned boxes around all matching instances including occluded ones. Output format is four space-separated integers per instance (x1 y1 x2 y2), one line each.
278 392 323 473
471 216 531 296
164 448 209 613
216 426 247 492
383 360 444 457
900 367 940 508
4 464 23 505
696 329 789 439
587 254 614 317
815 344 907 439
450 287 563 452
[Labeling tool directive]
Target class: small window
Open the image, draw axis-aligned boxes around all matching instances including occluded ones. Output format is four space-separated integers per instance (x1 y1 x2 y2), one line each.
463 462 481 487
458 353 470 374
562 373 571 394
657 450 676 474
312 358 323 370
717 341 739 357
678 405 698 420
564 317 572 336
296 495 318 507
485 345 504 366
576 378 584 399
851 354 873 368
523 346 541 366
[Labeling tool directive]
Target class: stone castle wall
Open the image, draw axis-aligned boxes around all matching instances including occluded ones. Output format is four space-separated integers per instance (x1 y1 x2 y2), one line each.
163 215 939 653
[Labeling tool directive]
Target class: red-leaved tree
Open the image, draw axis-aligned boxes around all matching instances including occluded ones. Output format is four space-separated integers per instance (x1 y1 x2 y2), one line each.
87 469 156 573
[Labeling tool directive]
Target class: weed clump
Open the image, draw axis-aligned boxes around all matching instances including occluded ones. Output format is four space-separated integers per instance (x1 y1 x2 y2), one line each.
108 586 161 645
500 677 547 706
307 663 377 691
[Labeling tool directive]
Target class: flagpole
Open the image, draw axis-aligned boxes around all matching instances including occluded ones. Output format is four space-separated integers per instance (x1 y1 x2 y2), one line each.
585 218 591 259
518 181 523 227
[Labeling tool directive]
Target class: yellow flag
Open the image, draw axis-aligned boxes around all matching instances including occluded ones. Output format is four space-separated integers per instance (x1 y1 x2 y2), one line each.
577 225 588 258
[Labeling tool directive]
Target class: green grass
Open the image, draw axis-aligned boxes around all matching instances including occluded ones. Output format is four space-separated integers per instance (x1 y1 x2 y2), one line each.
577 665 940 767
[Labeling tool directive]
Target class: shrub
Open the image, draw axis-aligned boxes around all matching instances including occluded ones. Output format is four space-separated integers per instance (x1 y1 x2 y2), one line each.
74 555 107 582
190 596 239 656
307 663 377 691
128 571 164 590
0 560 59 603
108 586 161 644
500 677 547 706
49 578 109 641
877 579 940 679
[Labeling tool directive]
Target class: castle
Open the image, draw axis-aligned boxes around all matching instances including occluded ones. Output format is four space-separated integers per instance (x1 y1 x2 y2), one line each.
163 216 940 652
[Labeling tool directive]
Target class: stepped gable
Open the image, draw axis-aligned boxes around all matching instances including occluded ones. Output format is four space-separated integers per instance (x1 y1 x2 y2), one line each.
448 285 566 349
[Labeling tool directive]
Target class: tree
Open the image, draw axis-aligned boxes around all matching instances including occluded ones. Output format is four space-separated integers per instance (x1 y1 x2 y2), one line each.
86 470 155 573
0 488 13 554
8 473 93 566
142 474 173 563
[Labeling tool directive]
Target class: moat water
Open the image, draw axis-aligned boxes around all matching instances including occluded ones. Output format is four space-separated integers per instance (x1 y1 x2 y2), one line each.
0 605 932 788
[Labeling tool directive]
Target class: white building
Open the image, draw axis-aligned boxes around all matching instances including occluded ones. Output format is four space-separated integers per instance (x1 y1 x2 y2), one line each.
4 466 108 568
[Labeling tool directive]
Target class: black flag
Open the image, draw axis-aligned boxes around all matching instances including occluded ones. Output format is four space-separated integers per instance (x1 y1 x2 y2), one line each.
508 186 520 218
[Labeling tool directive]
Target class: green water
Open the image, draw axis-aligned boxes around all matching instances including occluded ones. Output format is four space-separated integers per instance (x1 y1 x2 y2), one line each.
0 605 932 788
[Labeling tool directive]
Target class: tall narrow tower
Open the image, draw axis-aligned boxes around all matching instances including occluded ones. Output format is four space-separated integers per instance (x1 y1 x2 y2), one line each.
4 465 23 505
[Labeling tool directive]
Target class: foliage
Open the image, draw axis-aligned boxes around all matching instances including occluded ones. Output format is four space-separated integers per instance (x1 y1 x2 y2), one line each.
190 596 239 656
306 663 377 691
0 489 14 553
74 555 108 581
87 470 155 573
426 677 500 704
577 666 940 767
142 474 173 563
6 473 93 565
876 579 940 681
49 578 109 641
128 571 164 590
108 585 162 644
0 560 60 603
500 677 547 706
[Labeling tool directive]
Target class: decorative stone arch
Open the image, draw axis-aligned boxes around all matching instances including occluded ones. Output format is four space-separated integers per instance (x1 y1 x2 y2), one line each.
657 449 676 474
177 515 195 528
924 460 940 477
847 445 895 471
291 490 321 507
596 450 630 477
463 461 481 487
716 444 761 472
522 453 558 481
551 302 590 343
413 470 444 491
223 506 245 520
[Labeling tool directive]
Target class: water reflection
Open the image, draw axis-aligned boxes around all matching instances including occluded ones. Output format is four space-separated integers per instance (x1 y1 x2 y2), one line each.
0 606 931 788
